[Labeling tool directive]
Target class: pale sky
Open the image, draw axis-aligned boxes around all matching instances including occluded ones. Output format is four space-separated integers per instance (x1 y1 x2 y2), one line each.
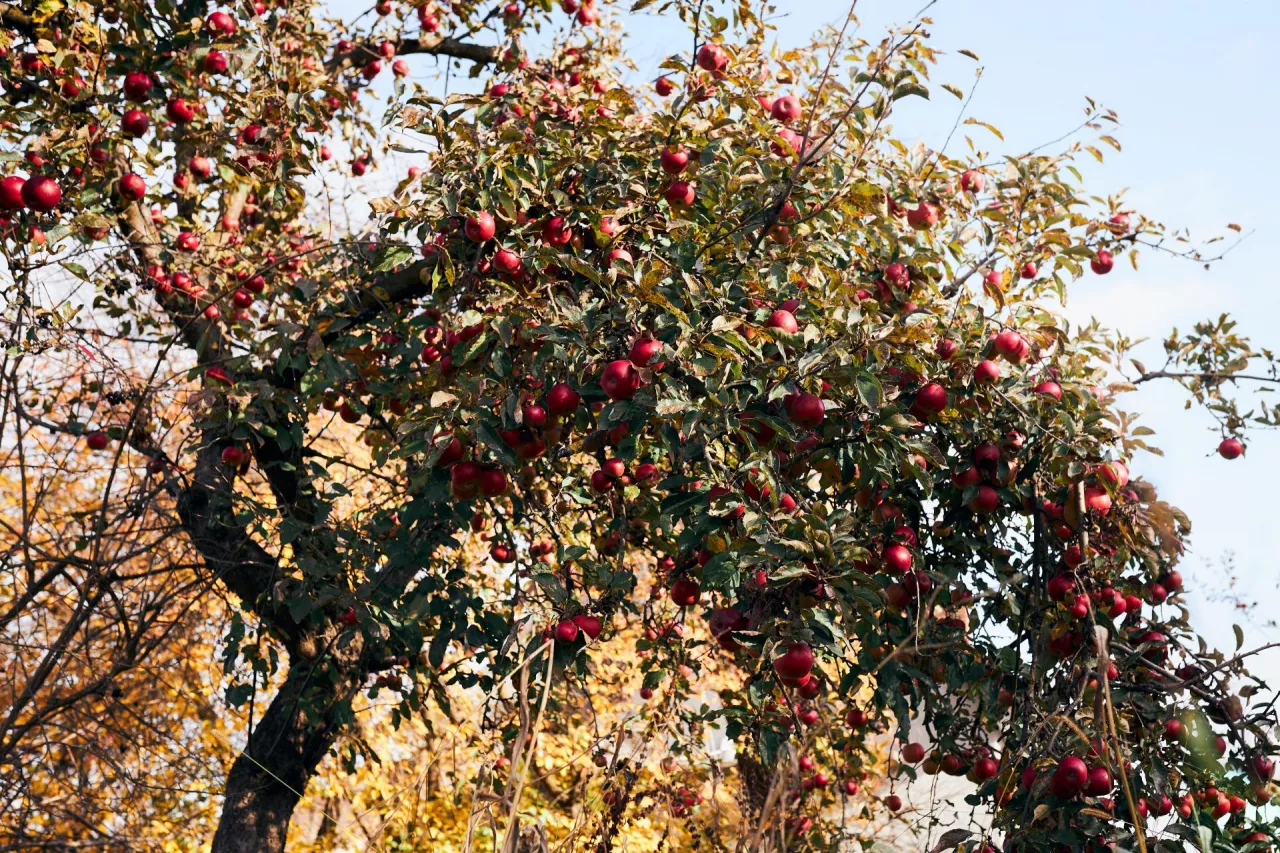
326 0 1280 675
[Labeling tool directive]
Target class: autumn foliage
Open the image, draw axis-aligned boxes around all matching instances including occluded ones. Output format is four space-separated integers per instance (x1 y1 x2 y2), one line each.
0 1 1276 852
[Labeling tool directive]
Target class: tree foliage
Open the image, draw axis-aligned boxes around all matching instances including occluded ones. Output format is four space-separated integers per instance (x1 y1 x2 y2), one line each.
0 1 1276 852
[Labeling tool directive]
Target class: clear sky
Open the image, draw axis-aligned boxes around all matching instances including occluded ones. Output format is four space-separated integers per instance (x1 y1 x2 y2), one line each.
328 0 1280 673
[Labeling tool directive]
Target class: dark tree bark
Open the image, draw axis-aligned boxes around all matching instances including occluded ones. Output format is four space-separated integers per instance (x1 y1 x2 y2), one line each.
209 651 365 853
0 3 33 36
326 34 501 72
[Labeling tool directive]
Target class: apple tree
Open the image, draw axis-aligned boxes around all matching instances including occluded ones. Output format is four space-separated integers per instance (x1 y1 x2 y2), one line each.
0 1 1276 851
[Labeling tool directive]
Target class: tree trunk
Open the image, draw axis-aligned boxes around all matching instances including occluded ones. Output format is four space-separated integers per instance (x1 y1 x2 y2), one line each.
210 654 361 853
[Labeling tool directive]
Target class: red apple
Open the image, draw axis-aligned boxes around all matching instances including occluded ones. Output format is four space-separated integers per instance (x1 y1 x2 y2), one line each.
1047 573 1076 602
1097 460 1129 487
1218 437 1244 459
1049 755 1089 798
0 175 25 210
554 619 580 643
959 169 985 193
772 642 813 684
493 247 522 274
1084 765 1112 796
883 262 909 288
122 109 150 137
660 146 689 175
973 360 1001 383
166 98 196 124
1090 250 1114 275
696 44 727 72
542 215 572 247
206 10 237 36
464 212 496 242
1033 380 1062 401
914 382 948 414
546 383 580 415
766 309 799 334
883 543 912 573
665 180 695 206
203 50 228 74
770 95 801 124
21 176 60 212
968 485 999 514
1083 485 1111 515
600 359 640 400
993 329 1027 362
478 467 508 497
785 392 824 428
190 156 214 179
907 202 938 230
670 578 700 606
572 614 602 639
629 337 662 367
771 128 804 159
118 172 146 201
123 71 154 102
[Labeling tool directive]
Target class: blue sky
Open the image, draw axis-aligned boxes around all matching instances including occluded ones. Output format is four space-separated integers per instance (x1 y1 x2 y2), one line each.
330 0 1280 672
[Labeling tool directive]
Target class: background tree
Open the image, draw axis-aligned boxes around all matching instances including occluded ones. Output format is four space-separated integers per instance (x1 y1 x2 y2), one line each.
0 1 1276 852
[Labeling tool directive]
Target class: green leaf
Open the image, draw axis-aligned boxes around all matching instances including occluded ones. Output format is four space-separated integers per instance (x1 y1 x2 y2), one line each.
532 572 568 602
856 371 883 409
760 725 785 767
1198 825 1214 853
60 261 89 281
661 491 705 518
892 83 929 101
700 552 740 592
807 607 845 647
429 628 450 668
770 562 812 581
374 246 414 272
473 421 520 468
285 595 313 624
225 682 254 708
963 118 1004 141
440 249 455 286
